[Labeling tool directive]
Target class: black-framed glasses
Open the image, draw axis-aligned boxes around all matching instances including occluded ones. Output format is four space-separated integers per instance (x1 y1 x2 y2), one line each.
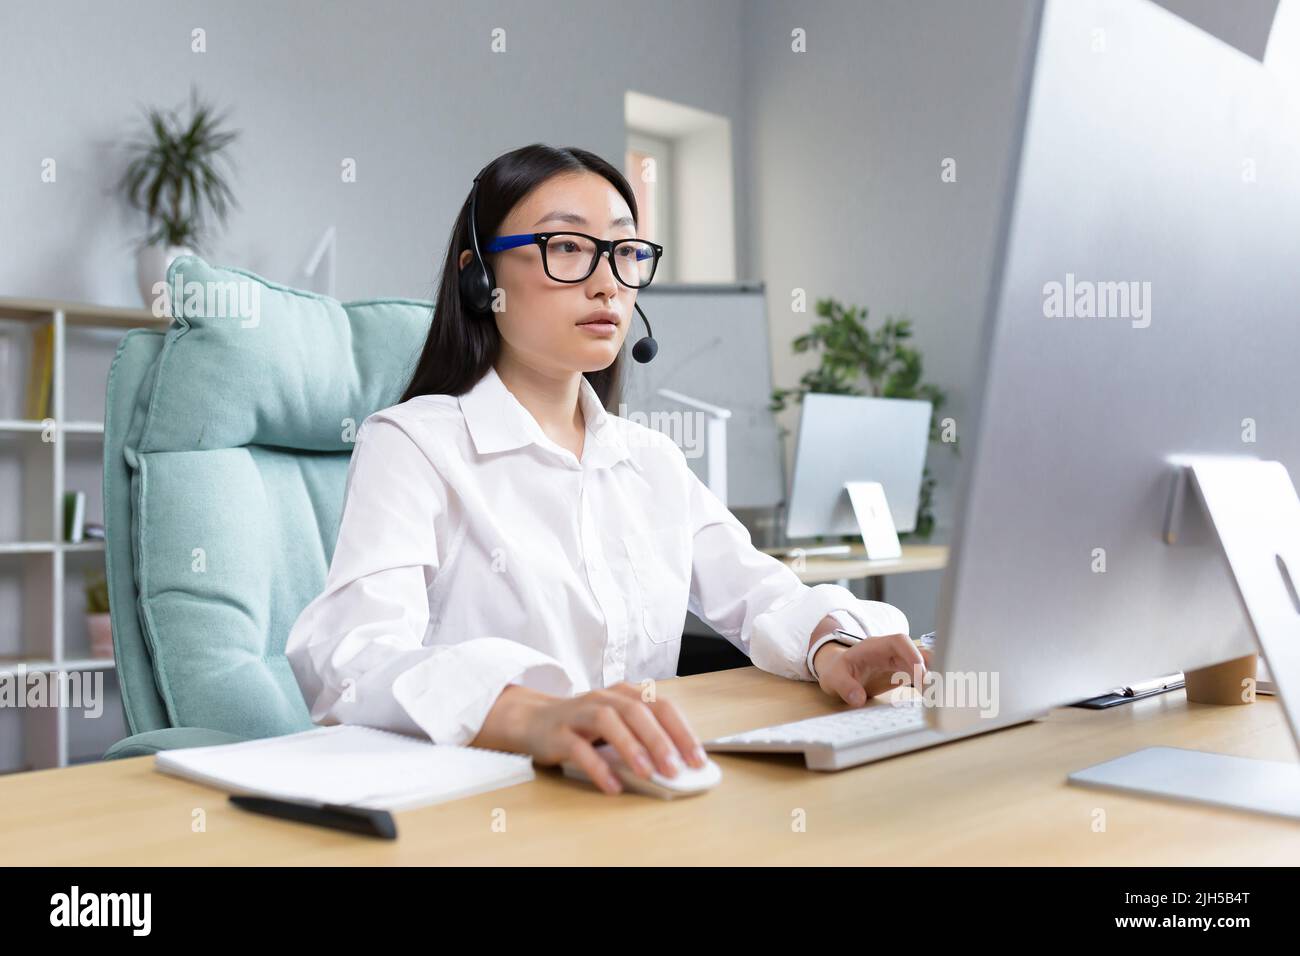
484 231 664 288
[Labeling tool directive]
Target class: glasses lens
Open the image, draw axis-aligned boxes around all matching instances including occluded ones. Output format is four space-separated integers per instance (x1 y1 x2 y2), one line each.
613 240 659 287
543 234 598 281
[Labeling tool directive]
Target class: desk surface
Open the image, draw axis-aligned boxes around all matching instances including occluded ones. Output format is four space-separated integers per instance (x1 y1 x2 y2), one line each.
761 543 948 585
1 665 1296 865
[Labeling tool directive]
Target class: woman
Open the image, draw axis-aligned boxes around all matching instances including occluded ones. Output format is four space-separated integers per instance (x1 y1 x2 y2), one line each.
286 143 929 795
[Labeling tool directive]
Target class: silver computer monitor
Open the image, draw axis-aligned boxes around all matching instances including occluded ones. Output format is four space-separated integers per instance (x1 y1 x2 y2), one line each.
934 0 1300 737
785 393 932 538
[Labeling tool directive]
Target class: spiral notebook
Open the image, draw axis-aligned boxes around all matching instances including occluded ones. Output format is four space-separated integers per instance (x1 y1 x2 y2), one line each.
155 724 534 811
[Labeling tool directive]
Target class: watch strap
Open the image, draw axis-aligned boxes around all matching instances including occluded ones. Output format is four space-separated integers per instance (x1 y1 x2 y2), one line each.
807 628 865 682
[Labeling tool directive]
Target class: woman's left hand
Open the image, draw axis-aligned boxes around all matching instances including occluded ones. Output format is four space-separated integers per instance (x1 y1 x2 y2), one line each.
813 633 933 707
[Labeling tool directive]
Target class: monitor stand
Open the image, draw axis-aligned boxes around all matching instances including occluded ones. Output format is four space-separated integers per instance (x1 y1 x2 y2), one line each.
1067 457 1300 820
843 480 902 560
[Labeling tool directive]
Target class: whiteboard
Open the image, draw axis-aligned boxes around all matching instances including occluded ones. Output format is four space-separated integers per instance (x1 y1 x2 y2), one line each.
616 283 783 509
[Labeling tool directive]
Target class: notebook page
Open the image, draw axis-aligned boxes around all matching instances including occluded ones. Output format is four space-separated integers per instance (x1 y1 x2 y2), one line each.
155 725 534 809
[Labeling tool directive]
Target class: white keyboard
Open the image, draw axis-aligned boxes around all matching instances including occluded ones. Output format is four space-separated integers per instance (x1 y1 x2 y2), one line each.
706 700 936 770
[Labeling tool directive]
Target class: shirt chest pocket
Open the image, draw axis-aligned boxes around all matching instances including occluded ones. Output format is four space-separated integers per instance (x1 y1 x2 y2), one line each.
621 524 693 644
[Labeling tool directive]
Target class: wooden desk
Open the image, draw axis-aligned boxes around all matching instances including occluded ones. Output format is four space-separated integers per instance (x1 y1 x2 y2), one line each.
762 542 948 599
0 666 1296 865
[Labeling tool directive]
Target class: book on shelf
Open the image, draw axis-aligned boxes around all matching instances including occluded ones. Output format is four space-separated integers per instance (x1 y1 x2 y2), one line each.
63 491 86 543
23 324 54 421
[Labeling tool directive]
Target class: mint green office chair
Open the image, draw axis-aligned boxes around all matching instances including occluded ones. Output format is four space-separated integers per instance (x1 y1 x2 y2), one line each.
102 256 431 759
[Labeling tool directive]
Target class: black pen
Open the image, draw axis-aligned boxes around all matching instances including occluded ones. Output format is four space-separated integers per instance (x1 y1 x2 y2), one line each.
229 794 398 839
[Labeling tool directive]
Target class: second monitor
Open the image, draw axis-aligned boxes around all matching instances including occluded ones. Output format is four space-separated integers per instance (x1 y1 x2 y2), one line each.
785 393 932 540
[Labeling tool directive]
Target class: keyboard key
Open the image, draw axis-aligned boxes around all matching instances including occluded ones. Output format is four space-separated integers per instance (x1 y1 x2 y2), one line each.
717 702 927 746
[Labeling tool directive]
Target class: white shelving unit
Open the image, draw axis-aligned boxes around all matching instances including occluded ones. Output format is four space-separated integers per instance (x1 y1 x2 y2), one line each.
0 298 170 771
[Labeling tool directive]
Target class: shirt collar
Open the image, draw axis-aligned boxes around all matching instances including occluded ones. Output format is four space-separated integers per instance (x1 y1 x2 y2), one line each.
459 364 638 471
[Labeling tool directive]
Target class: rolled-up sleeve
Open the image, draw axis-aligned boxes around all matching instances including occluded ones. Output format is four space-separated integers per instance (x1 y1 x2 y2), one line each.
285 415 574 746
682 458 910 682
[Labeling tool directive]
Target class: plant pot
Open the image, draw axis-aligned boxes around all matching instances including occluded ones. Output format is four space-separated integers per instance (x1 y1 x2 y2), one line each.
136 244 193 311
87 612 114 660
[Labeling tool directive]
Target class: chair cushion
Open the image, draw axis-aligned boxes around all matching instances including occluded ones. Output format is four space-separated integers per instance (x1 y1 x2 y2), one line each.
104 329 171 736
103 727 251 760
135 255 432 453
124 255 433 738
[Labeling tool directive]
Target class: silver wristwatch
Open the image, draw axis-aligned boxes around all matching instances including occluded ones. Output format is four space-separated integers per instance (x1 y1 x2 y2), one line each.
806 627 864 681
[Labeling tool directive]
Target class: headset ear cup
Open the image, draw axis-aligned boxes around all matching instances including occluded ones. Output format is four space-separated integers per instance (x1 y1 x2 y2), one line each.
459 256 493 314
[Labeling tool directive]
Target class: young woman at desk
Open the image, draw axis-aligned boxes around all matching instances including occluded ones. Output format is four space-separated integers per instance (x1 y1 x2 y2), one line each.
285 144 930 794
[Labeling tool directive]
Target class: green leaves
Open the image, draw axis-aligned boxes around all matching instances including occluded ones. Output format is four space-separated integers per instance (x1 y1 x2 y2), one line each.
119 85 239 250
771 296 956 539
773 298 945 406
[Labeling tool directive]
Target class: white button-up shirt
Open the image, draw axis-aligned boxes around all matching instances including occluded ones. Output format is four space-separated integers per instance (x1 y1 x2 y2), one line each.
285 364 910 746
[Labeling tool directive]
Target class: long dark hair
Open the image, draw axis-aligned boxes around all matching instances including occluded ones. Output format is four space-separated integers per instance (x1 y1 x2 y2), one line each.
400 144 638 406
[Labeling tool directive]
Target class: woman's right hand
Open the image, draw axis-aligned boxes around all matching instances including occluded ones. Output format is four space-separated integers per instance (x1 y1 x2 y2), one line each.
475 681 707 795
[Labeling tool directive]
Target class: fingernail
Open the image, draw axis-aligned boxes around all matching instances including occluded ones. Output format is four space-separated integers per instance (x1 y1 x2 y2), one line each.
633 752 653 777
693 745 707 767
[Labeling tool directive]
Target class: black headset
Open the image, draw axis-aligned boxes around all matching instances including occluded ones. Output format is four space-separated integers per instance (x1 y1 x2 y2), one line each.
458 172 658 364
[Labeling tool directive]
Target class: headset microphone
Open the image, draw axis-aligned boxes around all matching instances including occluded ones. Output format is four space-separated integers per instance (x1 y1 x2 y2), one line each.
460 171 658 363
631 302 657 363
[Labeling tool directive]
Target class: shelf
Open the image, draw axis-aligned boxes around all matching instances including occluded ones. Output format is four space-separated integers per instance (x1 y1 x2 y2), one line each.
0 541 59 554
62 541 106 552
61 658 117 671
0 541 105 554
0 298 136 772
0 657 116 676
0 297 168 329
0 421 102 439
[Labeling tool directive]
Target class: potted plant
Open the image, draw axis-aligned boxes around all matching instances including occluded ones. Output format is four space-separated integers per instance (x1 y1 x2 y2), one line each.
85 570 114 659
119 86 240 307
771 296 955 539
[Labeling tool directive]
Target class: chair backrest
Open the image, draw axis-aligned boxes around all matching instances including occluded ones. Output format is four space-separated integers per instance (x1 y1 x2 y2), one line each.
104 255 433 739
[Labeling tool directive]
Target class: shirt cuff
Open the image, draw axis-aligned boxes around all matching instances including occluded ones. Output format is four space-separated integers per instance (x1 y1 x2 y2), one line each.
832 599 910 641
390 637 576 746
828 609 867 638
750 582 909 683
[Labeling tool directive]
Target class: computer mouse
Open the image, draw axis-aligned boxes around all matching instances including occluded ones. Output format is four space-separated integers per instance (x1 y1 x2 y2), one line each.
561 743 723 798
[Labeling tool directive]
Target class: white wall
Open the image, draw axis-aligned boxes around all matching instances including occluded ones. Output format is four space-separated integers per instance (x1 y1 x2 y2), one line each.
674 122 737 282
742 0 1037 630
0 0 749 305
